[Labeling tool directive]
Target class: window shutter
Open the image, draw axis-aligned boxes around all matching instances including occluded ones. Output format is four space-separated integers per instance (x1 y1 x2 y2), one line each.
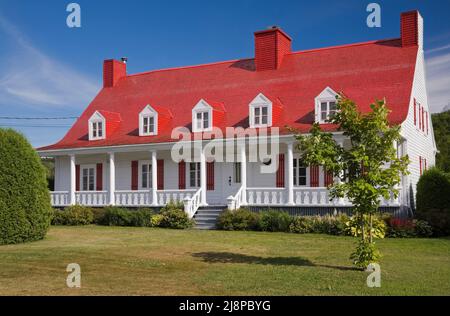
324 167 333 187
96 163 103 191
426 111 429 135
419 156 422 176
157 159 164 190
178 161 186 190
207 161 215 191
424 158 427 171
131 160 138 190
421 107 425 132
413 99 417 125
276 154 285 188
75 164 80 191
310 165 319 187
418 105 422 130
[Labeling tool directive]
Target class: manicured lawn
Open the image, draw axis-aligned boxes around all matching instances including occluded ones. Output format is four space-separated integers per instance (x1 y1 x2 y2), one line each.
0 226 449 295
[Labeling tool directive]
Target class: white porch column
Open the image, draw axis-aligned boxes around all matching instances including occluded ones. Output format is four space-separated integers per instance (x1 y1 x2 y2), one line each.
151 151 158 206
108 152 115 205
69 154 76 205
287 142 294 205
200 147 207 206
240 145 247 205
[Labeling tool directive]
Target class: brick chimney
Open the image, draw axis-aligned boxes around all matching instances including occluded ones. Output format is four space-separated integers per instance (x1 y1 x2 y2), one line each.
401 10 423 48
254 26 292 71
103 59 127 88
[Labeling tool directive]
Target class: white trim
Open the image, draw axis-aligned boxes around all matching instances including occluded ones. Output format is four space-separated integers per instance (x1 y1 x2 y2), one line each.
79 164 97 191
192 99 213 132
138 160 153 190
249 93 272 128
315 87 338 124
88 111 106 141
139 105 158 136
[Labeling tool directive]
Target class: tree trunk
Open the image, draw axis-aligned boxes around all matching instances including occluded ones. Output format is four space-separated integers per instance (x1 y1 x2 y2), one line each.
369 213 373 244
361 213 365 242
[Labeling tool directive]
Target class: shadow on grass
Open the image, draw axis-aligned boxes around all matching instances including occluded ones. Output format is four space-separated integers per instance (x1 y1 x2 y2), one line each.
192 252 359 271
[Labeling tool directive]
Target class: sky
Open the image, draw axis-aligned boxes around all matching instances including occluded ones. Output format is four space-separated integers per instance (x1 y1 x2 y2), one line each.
0 0 449 147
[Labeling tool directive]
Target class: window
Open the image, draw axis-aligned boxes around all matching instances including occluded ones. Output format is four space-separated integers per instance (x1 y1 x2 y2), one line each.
320 101 336 122
142 115 155 135
293 158 307 186
253 106 268 126
90 120 104 140
141 163 152 189
233 162 241 183
195 111 210 131
189 162 201 187
81 166 95 191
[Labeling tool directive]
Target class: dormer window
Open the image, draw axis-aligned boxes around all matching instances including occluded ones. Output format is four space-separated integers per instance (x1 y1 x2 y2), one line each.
196 111 210 130
192 100 215 132
249 93 273 128
139 105 158 136
88 111 106 141
315 87 338 124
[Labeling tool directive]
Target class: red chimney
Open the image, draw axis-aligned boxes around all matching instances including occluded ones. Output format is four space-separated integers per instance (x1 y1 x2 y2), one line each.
254 26 292 71
103 59 127 88
401 10 423 48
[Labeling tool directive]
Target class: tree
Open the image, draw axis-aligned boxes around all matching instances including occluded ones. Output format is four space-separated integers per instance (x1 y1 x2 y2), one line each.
0 128 52 244
292 96 409 269
431 110 450 173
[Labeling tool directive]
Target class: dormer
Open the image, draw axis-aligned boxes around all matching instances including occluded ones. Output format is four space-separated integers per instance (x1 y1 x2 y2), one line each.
315 87 338 124
192 99 225 132
139 104 173 136
249 93 283 128
88 110 121 141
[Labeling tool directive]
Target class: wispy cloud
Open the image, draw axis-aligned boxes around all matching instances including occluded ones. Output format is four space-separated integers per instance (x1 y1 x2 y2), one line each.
426 45 450 113
0 15 99 110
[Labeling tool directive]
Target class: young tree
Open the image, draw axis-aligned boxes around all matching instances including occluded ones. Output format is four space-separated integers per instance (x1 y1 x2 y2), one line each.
293 96 409 268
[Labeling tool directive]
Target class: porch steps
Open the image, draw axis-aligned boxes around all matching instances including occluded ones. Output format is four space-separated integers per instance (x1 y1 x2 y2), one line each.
194 205 226 230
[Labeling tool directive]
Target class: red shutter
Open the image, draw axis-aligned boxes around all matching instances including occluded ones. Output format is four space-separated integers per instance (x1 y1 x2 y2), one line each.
96 163 103 191
413 99 417 126
419 156 422 176
276 154 285 188
424 158 427 171
310 165 319 187
157 159 164 190
75 164 80 191
324 167 333 187
178 160 186 190
426 111 429 135
421 107 425 132
207 161 215 191
131 160 138 190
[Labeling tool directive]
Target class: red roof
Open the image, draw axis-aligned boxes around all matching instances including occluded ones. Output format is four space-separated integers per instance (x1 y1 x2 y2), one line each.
39 38 417 151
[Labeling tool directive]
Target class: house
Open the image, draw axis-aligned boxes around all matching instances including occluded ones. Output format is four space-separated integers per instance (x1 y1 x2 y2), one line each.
38 10 436 223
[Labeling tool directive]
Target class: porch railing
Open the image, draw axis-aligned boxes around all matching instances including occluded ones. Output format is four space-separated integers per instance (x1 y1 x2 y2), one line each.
76 191 108 206
156 189 197 205
246 187 286 205
115 190 152 206
183 188 202 218
293 187 339 206
50 191 70 206
227 185 245 210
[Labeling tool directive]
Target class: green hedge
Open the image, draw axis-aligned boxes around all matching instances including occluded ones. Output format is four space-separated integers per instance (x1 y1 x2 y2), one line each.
0 129 52 244
159 202 194 229
416 167 450 236
217 208 259 231
52 205 94 225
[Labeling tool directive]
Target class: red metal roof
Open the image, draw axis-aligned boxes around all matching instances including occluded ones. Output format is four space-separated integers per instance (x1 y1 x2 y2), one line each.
39 38 417 151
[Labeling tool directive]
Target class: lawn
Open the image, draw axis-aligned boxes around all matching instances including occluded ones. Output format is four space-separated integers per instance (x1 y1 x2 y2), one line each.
0 226 449 295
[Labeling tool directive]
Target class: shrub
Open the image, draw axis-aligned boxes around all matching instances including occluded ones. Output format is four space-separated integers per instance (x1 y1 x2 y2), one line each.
345 214 386 239
385 218 433 238
216 208 260 231
0 129 53 244
289 216 312 234
416 167 450 236
150 214 164 227
129 208 154 227
52 205 94 225
413 219 433 237
159 208 193 229
258 210 292 232
101 207 133 226
92 208 107 224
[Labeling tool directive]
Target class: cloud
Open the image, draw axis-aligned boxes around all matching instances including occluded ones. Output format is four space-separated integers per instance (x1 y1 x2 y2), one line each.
0 14 99 110
426 45 450 113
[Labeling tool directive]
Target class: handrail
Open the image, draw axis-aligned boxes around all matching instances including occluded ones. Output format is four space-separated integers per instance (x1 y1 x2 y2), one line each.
227 185 245 210
183 188 202 219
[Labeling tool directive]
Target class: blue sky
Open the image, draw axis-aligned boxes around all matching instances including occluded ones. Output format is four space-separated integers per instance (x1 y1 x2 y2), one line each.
0 0 449 147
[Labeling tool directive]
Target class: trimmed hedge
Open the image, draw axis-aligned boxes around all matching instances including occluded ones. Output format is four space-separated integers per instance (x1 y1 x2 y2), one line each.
0 128 52 244
416 167 450 236
100 207 153 227
217 208 260 231
52 205 94 226
159 202 194 229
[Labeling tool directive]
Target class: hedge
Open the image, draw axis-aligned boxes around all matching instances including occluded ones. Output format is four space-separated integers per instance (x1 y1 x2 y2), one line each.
0 128 52 244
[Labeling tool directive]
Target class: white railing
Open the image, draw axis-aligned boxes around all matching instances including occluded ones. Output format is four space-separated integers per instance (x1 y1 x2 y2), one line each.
75 191 108 206
156 189 197 206
50 191 70 206
115 190 152 206
183 188 202 218
246 187 286 205
293 187 340 206
227 185 245 210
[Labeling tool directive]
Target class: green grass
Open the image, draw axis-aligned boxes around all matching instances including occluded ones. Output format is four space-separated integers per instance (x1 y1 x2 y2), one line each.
0 226 449 295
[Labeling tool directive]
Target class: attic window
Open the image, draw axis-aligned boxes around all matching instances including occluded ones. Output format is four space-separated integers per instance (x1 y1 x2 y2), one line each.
139 105 158 136
88 111 106 141
315 87 338 124
249 93 273 128
192 100 213 132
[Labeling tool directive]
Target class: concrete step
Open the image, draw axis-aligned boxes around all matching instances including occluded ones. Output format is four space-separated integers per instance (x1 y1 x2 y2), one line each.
193 206 225 230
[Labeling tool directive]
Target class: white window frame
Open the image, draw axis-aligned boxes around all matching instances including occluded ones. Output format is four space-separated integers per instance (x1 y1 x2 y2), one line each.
88 111 106 140
192 99 213 132
189 162 201 188
139 105 158 136
293 157 308 187
233 162 241 184
315 87 338 124
80 164 96 191
249 93 273 128
138 160 153 189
